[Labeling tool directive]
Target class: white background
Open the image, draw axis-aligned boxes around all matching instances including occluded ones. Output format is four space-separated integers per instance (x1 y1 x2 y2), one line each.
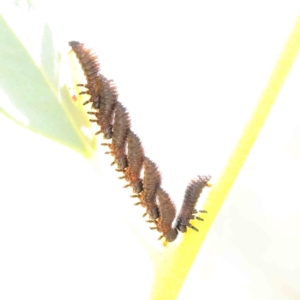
1 1 300 299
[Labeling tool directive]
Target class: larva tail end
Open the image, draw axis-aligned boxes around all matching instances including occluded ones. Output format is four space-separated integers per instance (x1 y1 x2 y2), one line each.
162 239 169 247
164 229 178 242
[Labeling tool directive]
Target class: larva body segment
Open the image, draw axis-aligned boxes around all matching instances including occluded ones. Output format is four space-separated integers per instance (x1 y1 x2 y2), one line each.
156 187 178 242
176 175 211 233
110 102 131 170
141 157 161 220
124 130 144 194
79 81 102 109
94 77 118 139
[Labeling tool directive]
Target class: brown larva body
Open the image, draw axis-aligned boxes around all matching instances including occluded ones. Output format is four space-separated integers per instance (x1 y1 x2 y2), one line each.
92 77 118 139
155 187 178 242
109 102 131 170
124 130 144 194
176 175 211 233
141 157 161 220
70 41 213 244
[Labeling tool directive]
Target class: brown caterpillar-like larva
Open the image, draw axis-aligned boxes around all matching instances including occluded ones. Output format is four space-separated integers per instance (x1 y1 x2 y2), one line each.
175 175 211 233
69 40 212 244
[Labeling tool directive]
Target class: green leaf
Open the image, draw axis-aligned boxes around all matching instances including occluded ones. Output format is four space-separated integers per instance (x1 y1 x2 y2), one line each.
0 13 96 157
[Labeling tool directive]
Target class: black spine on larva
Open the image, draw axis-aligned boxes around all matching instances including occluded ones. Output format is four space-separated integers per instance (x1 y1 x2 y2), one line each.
176 175 211 233
95 77 118 139
156 187 178 242
142 157 161 219
125 130 144 193
111 102 131 169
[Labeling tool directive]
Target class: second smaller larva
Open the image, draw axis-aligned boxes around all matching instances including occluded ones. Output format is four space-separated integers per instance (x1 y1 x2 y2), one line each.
69 41 211 243
175 176 211 233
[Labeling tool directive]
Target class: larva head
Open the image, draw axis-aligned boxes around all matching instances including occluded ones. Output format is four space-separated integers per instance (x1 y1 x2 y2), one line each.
103 125 113 139
148 206 160 220
69 41 82 48
164 228 178 242
132 179 143 194
116 157 128 171
176 221 187 233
